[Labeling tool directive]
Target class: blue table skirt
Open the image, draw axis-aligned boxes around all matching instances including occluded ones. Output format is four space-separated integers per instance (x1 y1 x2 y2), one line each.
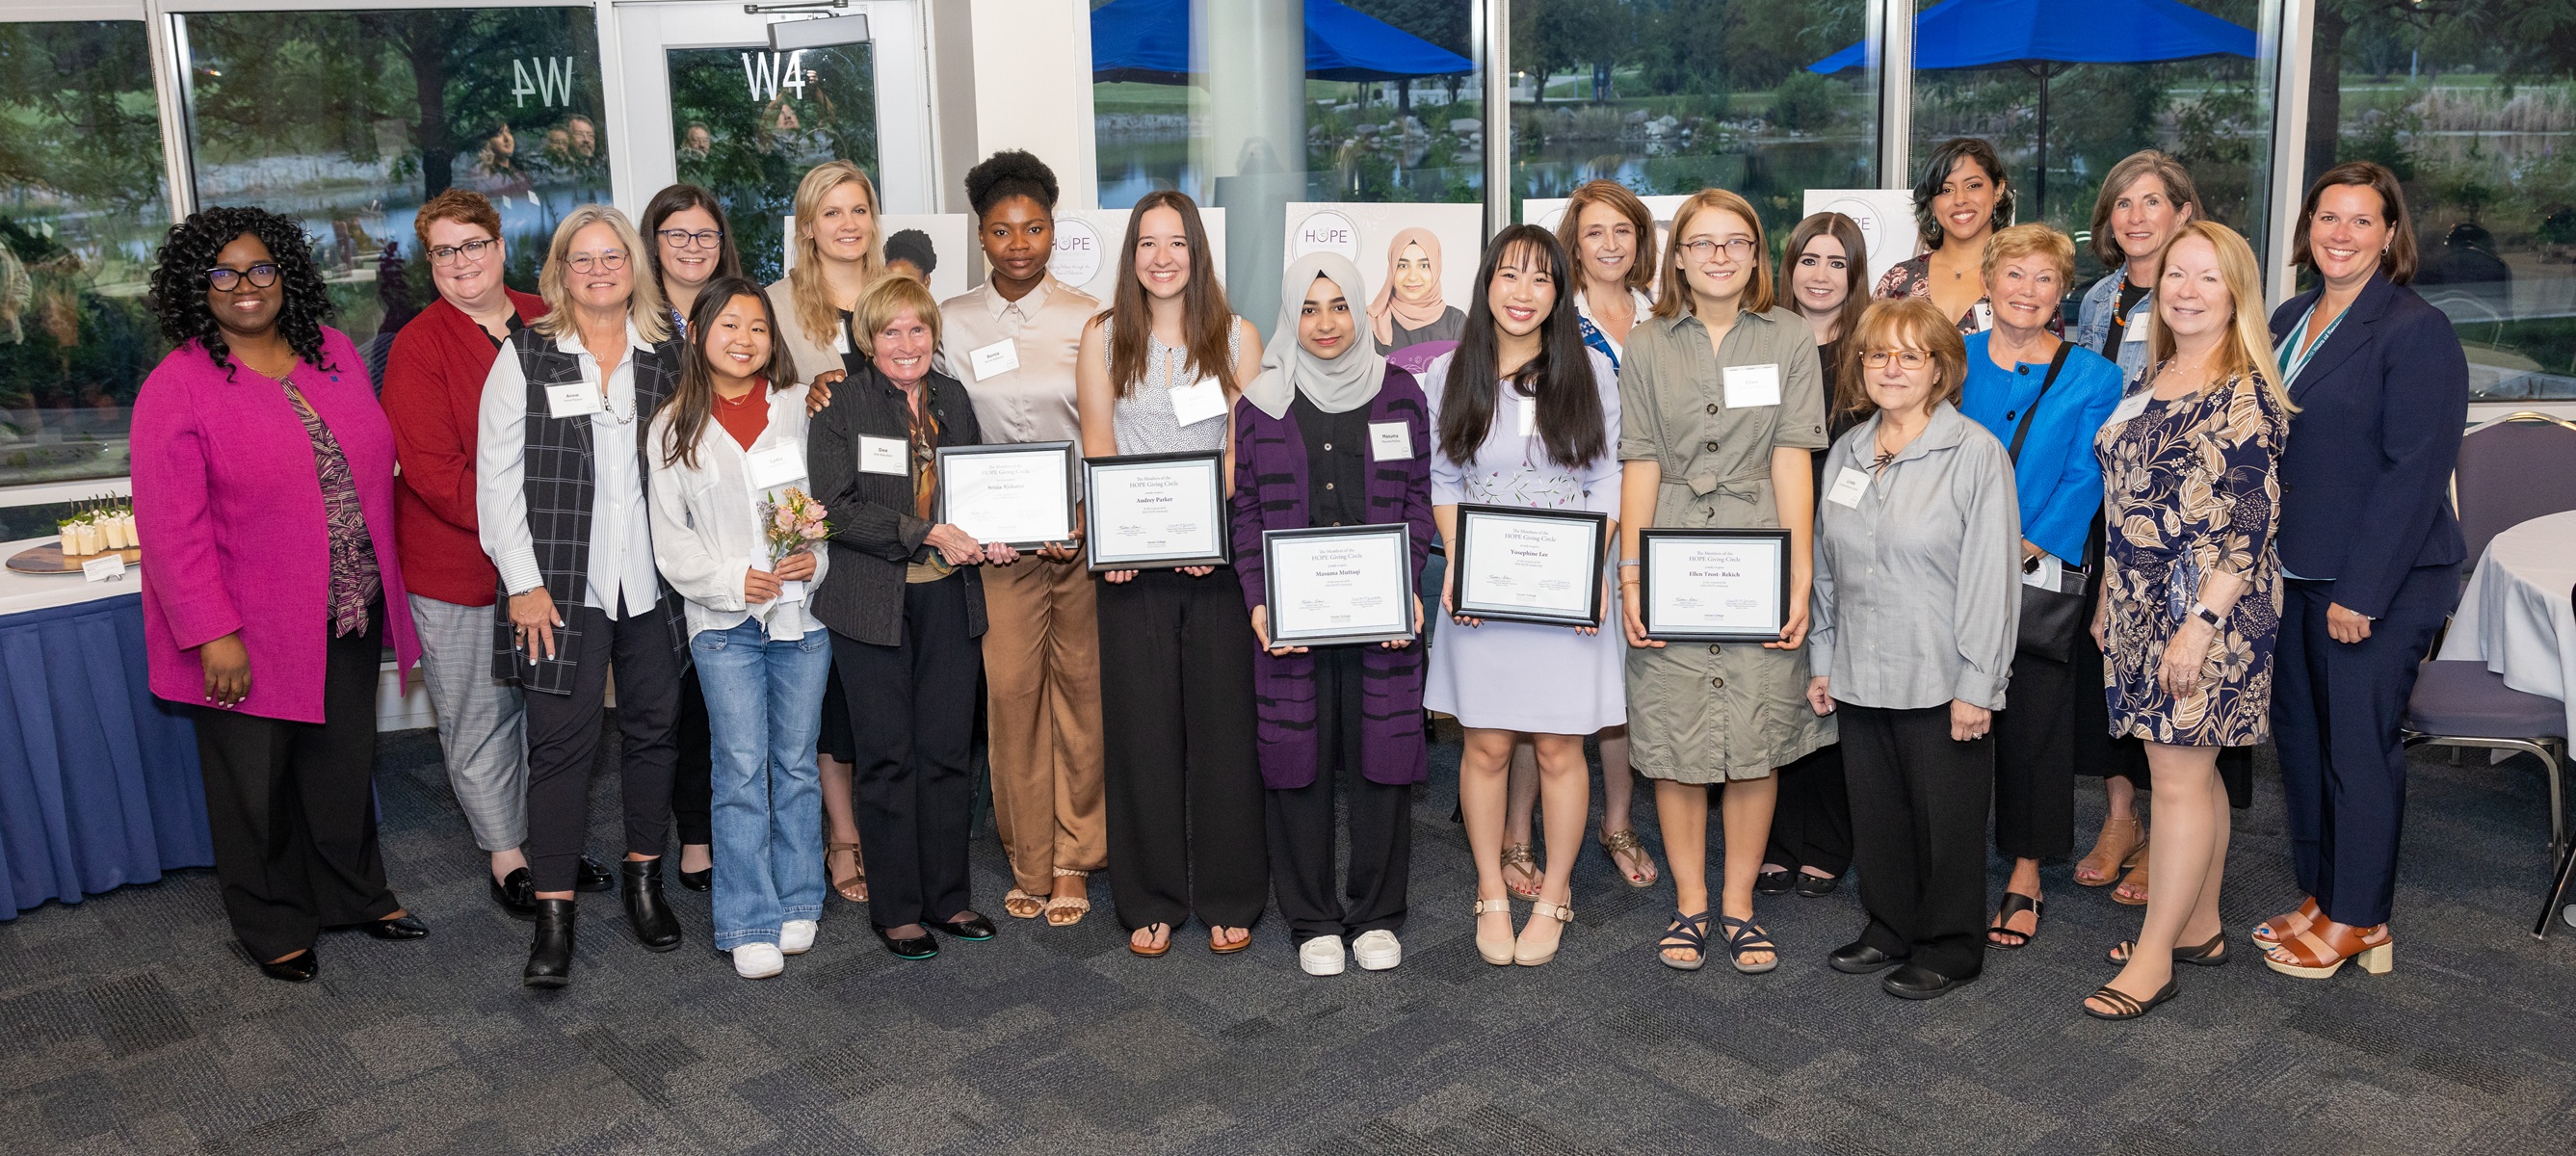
0 591 213 919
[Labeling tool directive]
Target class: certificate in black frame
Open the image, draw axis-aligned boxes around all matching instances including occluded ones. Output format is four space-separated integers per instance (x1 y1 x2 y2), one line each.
1082 450 1230 571
1260 523 1417 647
1637 527 1794 643
933 440 1077 550
1448 503 1609 628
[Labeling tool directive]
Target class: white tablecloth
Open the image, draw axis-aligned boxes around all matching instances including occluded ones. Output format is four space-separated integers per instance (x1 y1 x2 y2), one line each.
0 535 144 617
2439 510 2576 742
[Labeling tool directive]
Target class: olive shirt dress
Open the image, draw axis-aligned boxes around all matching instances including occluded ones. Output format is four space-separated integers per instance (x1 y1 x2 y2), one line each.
1617 306 1837 783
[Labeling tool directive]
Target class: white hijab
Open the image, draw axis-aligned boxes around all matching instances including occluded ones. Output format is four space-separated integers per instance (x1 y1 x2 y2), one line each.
1243 252 1388 420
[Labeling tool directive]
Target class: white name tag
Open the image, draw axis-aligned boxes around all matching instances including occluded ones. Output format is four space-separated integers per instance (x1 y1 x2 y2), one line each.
968 339 1020 381
1827 466 1871 508
1168 376 1227 428
82 553 127 583
1972 302 1995 332
1369 421 1411 461
744 441 805 490
833 327 852 355
2123 318 2148 343
2107 391 2150 427
858 435 907 476
545 382 604 419
1514 392 1537 437
1722 363 1781 408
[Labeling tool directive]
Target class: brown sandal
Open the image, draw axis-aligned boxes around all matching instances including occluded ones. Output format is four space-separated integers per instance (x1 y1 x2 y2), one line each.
2073 817 2143 887
2251 896 2319 946
2110 842 2151 906
1500 842 1542 901
2262 920 2392 979
1003 889 1045 919
1129 922 1171 958
827 842 868 903
1044 868 1090 927
1598 828 1659 888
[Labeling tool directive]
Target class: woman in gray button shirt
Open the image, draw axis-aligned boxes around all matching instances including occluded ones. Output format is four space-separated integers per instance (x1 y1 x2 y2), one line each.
1807 297 2023 1001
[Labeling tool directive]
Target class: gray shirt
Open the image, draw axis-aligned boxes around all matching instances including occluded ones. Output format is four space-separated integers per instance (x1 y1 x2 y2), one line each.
1809 401 2023 711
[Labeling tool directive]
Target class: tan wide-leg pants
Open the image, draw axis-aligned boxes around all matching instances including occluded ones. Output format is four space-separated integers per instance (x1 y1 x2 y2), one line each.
980 555 1108 894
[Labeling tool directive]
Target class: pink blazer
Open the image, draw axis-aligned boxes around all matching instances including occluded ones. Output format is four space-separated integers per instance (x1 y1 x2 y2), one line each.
132 328 420 723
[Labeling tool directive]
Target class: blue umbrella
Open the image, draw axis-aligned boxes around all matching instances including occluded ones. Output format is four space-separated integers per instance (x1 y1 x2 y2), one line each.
1092 0 1475 85
1812 0 2255 217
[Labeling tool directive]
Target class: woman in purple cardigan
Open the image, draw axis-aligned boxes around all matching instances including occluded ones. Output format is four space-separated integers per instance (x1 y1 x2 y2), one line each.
1231 253 1433 977
131 207 425 984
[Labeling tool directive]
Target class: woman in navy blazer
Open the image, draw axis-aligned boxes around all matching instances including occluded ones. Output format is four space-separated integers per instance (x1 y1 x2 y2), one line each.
2259 162 2468 980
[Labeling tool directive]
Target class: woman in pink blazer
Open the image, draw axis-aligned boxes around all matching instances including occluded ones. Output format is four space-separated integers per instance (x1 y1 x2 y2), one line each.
131 207 426 984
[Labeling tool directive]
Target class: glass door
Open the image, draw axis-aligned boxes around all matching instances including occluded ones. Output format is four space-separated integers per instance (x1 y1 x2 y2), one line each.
614 0 933 282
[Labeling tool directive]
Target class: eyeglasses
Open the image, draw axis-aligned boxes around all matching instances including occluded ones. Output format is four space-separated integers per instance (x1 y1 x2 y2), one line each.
203 263 278 292
566 250 628 274
657 228 725 250
1677 237 1758 263
427 238 498 266
1860 350 1932 371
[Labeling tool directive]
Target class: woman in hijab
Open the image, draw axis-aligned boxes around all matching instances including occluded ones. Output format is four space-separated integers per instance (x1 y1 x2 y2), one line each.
1231 253 1435 978
1371 226 1466 354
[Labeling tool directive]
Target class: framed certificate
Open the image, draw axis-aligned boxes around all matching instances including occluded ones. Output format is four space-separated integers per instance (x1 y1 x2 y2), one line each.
934 442 1077 549
1638 528 1792 643
1083 451 1229 571
1262 523 1416 647
1449 503 1608 628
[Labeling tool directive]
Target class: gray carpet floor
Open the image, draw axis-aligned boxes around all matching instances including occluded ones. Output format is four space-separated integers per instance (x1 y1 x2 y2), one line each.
5 724 2574 1155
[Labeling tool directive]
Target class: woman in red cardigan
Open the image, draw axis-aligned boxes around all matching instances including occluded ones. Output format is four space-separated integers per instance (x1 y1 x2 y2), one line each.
381 189 612 915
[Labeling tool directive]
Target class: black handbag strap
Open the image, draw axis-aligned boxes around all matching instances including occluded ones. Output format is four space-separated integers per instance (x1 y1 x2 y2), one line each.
2005 340 2075 463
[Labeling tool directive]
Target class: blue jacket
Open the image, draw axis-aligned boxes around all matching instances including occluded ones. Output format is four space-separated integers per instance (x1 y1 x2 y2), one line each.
1958 331 2125 562
2266 273 2468 618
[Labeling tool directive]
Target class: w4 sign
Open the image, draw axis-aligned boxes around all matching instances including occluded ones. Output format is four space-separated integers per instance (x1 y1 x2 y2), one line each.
742 50 810 101
513 56 577 108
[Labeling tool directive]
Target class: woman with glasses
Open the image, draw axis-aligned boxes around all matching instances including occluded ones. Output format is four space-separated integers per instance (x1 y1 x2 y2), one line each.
1876 138 2016 334
1618 189 1835 976
133 206 428 983
478 205 692 987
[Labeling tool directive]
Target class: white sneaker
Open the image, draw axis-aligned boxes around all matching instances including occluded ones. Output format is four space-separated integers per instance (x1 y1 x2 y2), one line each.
1352 929 1402 971
731 943 785 980
780 920 817 956
1300 933 1347 976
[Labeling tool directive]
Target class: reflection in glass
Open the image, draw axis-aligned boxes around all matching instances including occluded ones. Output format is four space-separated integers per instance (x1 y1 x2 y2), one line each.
668 43 877 281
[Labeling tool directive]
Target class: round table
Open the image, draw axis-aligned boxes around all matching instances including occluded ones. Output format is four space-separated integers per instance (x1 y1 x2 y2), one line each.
2439 509 2576 745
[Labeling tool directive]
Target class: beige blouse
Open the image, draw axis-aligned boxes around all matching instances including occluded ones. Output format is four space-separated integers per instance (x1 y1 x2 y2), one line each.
764 275 855 387
937 276 1101 446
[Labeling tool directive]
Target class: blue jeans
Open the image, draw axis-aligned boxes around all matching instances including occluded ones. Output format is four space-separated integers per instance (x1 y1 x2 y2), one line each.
693 619 832 949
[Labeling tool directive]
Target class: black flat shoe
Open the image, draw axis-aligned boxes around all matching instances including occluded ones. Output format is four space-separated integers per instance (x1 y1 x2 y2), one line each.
619 859 684 952
923 912 996 941
490 868 538 920
361 913 430 940
2085 977 2180 1020
524 899 575 988
2109 932 2229 967
1796 873 1840 899
874 925 939 959
1987 892 2042 950
1881 962 1975 1000
1828 940 1903 975
257 948 318 984
1755 869 1795 896
575 854 616 893
677 865 712 893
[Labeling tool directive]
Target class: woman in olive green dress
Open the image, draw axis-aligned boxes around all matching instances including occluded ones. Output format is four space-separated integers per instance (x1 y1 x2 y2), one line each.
1617 189 1836 976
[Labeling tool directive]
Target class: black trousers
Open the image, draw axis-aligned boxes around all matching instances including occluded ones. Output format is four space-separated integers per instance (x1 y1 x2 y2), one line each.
1766 742 1852 877
672 665 713 846
1266 645 1412 944
1842 702 1994 980
834 575 979 931
1096 570 1268 931
193 601 397 961
522 599 683 893
1992 650 2076 861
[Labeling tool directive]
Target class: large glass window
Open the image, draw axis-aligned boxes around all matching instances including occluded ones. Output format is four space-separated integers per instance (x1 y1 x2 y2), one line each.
668 42 877 282
2305 0 2575 401
0 19 171 488
174 7 606 384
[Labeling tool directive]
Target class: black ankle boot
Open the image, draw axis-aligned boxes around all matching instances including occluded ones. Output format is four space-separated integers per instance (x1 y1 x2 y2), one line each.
620 858 684 952
524 900 576 988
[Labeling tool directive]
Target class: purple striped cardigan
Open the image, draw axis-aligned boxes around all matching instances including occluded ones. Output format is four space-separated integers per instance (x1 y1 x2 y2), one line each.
1228 368 1435 790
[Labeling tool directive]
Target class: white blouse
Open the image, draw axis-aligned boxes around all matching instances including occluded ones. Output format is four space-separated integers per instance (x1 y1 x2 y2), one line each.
645 381 830 642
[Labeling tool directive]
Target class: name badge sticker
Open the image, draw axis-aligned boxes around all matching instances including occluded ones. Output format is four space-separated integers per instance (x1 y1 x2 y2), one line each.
744 441 805 490
1827 466 1871 508
1168 376 1227 428
968 339 1020 381
1369 421 1411 461
1972 302 1996 332
858 435 907 476
1722 363 1782 408
2107 391 2151 427
545 382 604 419
2123 318 2148 343
1515 393 1537 437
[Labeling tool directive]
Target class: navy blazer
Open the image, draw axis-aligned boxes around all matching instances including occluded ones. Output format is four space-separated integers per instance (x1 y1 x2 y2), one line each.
2266 272 2468 618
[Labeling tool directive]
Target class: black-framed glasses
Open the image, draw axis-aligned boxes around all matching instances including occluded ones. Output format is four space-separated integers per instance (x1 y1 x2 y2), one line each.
203 263 279 292
1677 237 1758 263
427 238 499 266
657 228 724 250
1860 350 1932 371
566 250 628 274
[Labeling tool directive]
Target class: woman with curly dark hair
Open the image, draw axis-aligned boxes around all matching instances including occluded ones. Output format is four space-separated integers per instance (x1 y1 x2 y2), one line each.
131 206 428 983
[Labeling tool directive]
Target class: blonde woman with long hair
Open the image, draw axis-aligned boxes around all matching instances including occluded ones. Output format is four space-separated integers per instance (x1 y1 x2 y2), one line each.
767 160 883 391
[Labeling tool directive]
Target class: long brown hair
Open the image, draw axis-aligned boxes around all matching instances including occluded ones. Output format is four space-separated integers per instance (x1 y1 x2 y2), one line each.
1103 191 1237 398
1780 212 1870 344
660 275 788 471
1437 225 1606 471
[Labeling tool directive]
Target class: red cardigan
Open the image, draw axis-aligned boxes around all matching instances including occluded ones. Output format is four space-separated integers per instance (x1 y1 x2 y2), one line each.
381 289 544 606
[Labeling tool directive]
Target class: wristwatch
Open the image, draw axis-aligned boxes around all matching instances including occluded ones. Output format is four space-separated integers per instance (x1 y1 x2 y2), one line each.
2189 601 2224 628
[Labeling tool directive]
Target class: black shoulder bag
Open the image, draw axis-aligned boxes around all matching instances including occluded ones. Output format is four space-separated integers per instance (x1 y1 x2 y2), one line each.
2006 342 2090 663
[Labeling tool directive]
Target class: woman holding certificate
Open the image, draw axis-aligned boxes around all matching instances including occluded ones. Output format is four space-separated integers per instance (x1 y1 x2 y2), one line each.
1230 253 1434 977
1617 189 1835 976
1806 298 2022 1001
1425 224 1625 969
1076 191 1270 958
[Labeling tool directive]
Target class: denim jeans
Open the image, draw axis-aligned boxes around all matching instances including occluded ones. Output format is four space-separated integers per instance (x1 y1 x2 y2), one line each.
694 619 833 949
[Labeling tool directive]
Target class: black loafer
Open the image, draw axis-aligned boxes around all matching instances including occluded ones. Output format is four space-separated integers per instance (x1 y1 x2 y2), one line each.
1881 962 1975 1000
360 913 430 940
923 912 996 941
875 925 939 959
257 948 319 984
1796 873 1840 899
1828 940 1904 975
575 854 616 893
1755 869 1796 896
677 865 712 893
490 867 538 920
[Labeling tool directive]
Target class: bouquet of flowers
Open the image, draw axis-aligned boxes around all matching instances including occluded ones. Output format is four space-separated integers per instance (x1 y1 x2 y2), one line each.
762 486 830 566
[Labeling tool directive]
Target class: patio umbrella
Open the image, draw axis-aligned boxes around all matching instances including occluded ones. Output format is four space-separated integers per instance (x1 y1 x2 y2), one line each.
1092 0 1475 85
1811 0 2255 218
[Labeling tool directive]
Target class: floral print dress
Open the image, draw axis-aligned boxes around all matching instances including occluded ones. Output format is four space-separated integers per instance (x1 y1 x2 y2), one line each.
2093 370 2287 746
